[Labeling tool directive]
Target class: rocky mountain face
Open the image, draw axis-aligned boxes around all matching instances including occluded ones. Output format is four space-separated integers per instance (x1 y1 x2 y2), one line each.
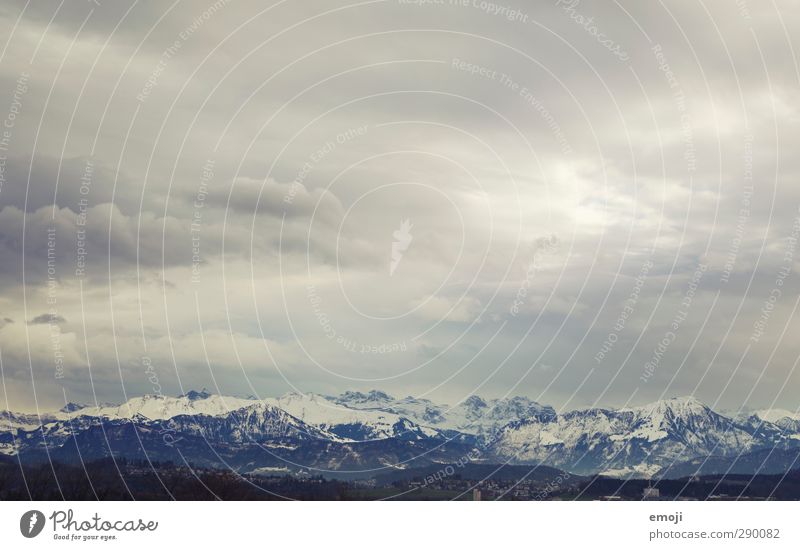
332 391 556 438
2 391 798 479
489 397 797 476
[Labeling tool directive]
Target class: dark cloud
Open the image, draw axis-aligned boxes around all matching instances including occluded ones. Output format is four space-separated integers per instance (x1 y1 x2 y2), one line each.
29 313 66 325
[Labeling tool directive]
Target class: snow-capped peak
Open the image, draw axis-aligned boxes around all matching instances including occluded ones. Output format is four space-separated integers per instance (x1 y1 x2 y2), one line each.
754 408 800 423
57 392 256 421
263 391 439 441
462 395 488 409
335 390 394 406
626 396 710 419
326 391 554 437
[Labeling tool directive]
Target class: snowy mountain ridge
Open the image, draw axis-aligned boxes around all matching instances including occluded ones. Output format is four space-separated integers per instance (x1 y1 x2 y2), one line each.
3 391 799 478
491 396 800 476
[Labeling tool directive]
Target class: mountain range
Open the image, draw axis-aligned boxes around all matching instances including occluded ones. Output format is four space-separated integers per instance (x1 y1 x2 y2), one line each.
2 390 799 479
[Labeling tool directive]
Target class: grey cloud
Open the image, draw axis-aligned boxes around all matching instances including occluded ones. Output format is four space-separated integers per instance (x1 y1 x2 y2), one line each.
1 1 799 411
0 155 142 215
29 313 66 325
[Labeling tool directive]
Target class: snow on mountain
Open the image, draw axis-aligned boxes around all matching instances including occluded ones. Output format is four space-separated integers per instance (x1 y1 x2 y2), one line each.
0 414 104 455
332 392 452 429
624 396 764 454
58 393 257 421
265 392 443 441
479 396 556 431
0 410 56 432
3 388 552 446
727 408 800 439
490 396 790 476
334 390 394 407
4 391 800 476
1 392 258 455
754 408 800 423
160 401 335 443
332 390 555 438
2 390 447 444
1 389 449 443
1 411 60 453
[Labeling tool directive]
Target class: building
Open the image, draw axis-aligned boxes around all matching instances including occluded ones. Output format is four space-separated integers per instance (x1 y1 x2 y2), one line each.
643 486 661 499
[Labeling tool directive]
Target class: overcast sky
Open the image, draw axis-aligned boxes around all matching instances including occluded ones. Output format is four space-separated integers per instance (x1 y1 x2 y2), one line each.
1 0 799 413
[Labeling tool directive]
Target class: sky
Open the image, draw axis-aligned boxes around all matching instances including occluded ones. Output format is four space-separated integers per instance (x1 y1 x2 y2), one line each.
0 0 799 413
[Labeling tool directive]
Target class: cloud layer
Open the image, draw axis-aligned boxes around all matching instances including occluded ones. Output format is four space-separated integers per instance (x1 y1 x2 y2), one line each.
0 0 799 414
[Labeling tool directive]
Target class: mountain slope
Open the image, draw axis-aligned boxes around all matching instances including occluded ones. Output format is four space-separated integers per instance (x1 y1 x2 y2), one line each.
489 397 798 477
3 392 799 478
332 391 555 438
265 392 445 442
59 393 257 421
